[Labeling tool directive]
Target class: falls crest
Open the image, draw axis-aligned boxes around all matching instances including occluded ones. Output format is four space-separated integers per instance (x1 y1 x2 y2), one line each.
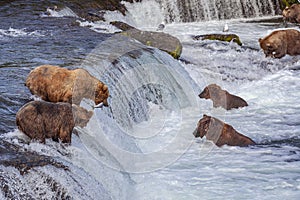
77 35 199 173
164 0 281 22
123 0 281 26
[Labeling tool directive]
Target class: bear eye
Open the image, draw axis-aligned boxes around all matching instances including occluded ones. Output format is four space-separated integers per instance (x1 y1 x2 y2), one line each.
266 44 274 50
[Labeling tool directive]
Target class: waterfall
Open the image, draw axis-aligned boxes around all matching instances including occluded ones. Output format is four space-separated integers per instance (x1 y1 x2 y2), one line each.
81 34 199 131
122 0 282 26
77 34 200 173
158 0 282 22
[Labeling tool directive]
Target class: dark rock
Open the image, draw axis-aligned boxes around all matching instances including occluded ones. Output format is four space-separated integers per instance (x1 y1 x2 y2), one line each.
0 140 68 175
110 21 135 31
111 21 183 59
281 0 300 9
51 0 135 21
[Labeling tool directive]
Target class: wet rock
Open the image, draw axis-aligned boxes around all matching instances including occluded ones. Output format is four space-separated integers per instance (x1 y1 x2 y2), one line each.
111 21 182 59
59 0 135 21
0 140 68 175
193 114 256 147
192 33 242 46
281 0 299 9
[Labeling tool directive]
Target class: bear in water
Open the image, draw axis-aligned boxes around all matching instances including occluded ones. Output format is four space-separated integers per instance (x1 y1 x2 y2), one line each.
193 114 256 147
282 4 300 23
16 101 93 143
258 29 300 58
25 65 109 107
199 84 248 110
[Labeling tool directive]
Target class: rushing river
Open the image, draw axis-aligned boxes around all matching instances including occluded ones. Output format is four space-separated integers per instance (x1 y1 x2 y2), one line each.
0 0 300 199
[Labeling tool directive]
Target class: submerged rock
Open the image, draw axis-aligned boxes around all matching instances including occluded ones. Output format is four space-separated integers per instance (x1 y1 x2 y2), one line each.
281 0 299 9
0 140 68 175
111 21 182 59
192 33 242 46
193 114 256 147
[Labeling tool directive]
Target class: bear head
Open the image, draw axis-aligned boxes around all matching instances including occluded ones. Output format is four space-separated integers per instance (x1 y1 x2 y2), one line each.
94 82 109 107
193 114 211 138
199 84 224 99
258 31 287 58
198 86 210 99
72 104 94 128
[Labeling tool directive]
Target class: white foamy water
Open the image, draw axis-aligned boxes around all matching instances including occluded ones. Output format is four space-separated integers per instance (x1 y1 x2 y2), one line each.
76 19 121 33
3 2 300 199
96 3 300 198
41 7 78 18
0 27 45 38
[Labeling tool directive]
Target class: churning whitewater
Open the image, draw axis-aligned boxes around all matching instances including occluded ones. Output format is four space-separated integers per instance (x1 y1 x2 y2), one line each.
0 0 300 199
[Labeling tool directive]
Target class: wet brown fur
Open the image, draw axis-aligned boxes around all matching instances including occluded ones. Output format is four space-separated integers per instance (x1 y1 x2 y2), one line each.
193 115 256 147
282 4 300 23
199 84 248 110
16 101 93 143
25 65 109 106
259 29 300 58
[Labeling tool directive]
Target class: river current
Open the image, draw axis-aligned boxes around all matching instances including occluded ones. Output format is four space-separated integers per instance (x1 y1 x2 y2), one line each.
0 0 300 199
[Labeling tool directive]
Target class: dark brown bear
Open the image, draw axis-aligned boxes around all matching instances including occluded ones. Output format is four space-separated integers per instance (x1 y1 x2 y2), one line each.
199 84 248 110
282 4 300 23
25 65 109 107
193 114 256 147
16 101 93 143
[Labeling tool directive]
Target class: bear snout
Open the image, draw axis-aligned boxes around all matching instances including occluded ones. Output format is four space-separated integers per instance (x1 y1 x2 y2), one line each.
198 88 210 99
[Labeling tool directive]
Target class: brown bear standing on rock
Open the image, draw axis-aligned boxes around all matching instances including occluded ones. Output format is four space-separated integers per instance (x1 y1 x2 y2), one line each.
282 4 300 23
16 101 93 143
193 114 256 147
25 65 109 107
259 29 300 58
199 84 248 110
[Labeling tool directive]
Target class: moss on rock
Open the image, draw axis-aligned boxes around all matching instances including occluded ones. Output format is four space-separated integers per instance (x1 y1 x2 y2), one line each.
192 33 242 46
281 0 299 9
111 21 183 59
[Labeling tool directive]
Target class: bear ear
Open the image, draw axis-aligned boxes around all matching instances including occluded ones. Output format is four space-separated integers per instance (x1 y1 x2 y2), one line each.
258 38 262 42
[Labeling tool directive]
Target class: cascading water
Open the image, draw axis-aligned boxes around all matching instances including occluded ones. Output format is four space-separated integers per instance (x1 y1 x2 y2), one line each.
0 34 200 198
77 34 200 173
168 0 281 22
2 1 300 199
120 0 282 27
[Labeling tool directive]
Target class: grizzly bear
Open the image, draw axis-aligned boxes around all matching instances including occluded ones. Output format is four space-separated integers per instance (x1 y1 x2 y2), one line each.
25 65 109 107
282 4 300 23
199 84 248 110
258 29 300 58
16 101 93 143
193 114 256 147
